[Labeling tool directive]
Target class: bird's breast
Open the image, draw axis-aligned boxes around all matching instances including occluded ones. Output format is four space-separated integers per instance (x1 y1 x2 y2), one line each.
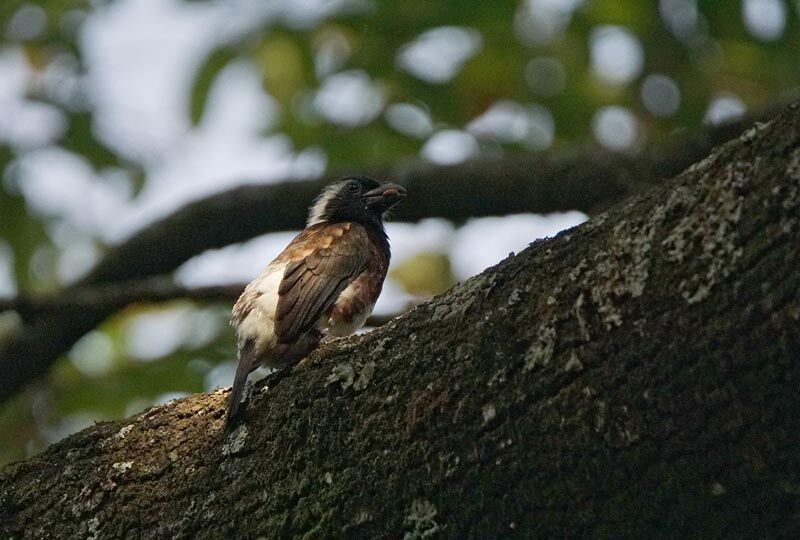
323 237 388 336
322 271 381 336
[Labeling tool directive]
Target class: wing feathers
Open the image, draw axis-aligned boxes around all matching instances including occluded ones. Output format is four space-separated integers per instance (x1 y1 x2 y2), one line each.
274 223 368 343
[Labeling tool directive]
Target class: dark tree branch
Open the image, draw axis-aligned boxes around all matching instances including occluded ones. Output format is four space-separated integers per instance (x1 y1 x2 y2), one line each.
2 101 799 538
0 95 794 405
0 279 242 316
0 278 401 328
78 98 792 289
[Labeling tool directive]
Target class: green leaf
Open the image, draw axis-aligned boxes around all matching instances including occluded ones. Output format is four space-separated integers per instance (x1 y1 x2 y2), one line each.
253 33 312 105
58 111 120 170
0 182 50 291
189 47 238 126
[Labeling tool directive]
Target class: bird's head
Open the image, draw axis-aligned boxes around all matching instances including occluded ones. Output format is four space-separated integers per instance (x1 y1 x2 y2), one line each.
307 176 407 227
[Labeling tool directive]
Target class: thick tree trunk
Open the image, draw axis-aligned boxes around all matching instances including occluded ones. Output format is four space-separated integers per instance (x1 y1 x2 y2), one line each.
2 104 800 539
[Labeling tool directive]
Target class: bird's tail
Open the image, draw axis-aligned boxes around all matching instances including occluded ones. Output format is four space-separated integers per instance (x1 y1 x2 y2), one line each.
225 341 256 430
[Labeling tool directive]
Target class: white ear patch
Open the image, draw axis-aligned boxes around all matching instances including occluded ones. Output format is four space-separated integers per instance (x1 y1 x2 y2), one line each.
307 183 343 226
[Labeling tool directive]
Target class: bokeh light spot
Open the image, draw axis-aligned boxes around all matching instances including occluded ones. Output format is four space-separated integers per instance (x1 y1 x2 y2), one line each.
421 130 478 165
397 26 482 84
704 92 746 125
385 103 434 139
592 106 640 151
5 4 47 41
313 70 385 127
742 0 786 41
590 25 644 86
525 57 567 97
640 74 681 117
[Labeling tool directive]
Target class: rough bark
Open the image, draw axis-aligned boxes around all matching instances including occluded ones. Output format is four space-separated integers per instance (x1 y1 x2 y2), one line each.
0 98 790 405
2 103 800 539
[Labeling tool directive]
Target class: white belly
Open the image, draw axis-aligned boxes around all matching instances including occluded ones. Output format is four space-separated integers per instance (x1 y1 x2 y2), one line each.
235 263 283 359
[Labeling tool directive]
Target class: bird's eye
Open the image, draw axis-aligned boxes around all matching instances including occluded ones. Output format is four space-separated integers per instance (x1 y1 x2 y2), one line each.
346 182 361 194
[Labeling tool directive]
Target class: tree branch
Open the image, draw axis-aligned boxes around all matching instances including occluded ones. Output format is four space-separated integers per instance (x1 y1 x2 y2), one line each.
2 101 799 537
0 95 794 405
0 279 240 316
0 277 400 328
79 98 792 288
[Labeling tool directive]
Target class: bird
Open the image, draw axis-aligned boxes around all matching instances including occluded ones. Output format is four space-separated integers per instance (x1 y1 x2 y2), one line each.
225 176 406 428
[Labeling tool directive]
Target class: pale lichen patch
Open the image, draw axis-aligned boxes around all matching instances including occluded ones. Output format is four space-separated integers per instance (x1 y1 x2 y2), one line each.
439 452 461 478
352 508 374 526
573 292 591 341
354 361 375 390
780 148 800 213
115 425 134 440
786 148 800 184
568 259 588 282
454 343 471 361
739 119 772 143
663 163 749 304
86 516 100 540
523 323 556 370
403 498 442 539
506 287 523 307
222 424 248 456
564 352 584 372
326 361 376 391
578 209 665 329
111 461 133 474
486 364 511 388
594 401 608 433
591 211 609 228
481 404 497 424
326 363 355 388
429 272 491 322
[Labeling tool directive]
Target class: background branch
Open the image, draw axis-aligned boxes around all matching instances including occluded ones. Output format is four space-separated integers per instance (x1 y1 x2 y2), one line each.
79 98 791 288
0 95 795 405
0 278 400 328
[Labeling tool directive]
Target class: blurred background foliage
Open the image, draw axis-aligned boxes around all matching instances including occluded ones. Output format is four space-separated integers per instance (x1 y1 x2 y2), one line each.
1 0 799 465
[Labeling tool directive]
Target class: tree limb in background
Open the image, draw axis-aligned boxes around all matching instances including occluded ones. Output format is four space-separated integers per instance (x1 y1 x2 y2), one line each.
79 96 793 288
0 95 794 405
2 102 799 537
0 279 242 316
0 277 401 328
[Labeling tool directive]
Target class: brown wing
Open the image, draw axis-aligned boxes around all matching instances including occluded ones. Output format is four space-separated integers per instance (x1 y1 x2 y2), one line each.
274 222 368 343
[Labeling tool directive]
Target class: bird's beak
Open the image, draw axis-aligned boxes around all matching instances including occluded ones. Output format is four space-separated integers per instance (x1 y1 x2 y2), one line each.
363 182 407 211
